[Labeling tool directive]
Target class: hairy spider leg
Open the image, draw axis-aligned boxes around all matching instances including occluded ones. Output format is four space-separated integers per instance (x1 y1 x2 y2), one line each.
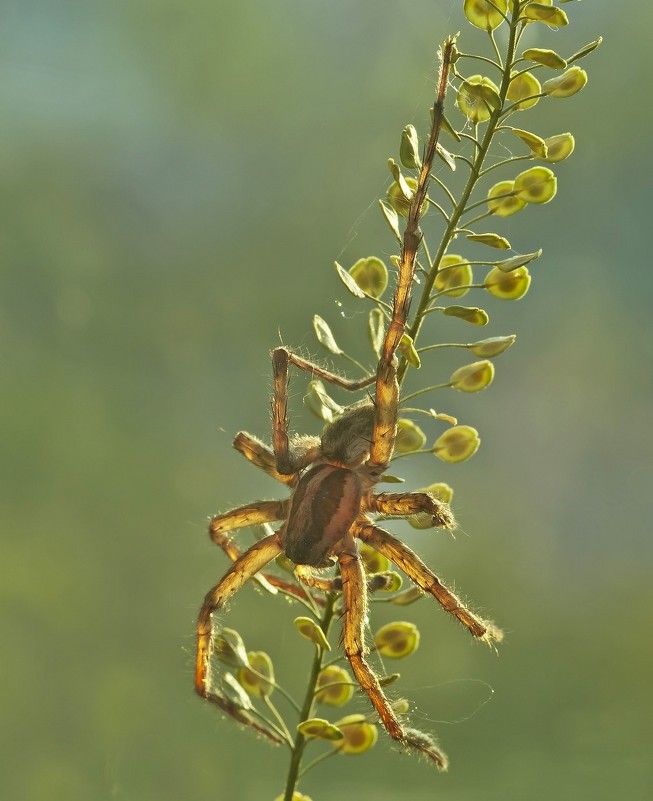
293 563 395 595
233 431 297 486
195 532 283 705
370 491 456 529
337 543 448 769
272 347 376 475
359 523 503 644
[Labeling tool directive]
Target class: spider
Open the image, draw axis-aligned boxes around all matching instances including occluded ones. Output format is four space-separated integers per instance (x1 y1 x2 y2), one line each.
194 37 501 768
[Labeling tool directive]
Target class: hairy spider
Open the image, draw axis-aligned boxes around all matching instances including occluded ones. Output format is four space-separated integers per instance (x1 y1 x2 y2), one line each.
194 38 501 768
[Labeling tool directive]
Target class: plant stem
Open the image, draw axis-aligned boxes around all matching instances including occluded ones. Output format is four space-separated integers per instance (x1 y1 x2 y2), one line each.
283 593 337 801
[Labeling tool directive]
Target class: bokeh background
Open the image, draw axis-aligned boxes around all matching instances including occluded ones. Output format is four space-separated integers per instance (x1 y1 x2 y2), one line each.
2 1 651 799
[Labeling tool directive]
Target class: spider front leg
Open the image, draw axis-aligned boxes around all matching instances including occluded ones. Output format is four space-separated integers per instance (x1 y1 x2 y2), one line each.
371 491 456 529
195 532 282 709
337 539 448 769
359 523 502 643
272 347 375 475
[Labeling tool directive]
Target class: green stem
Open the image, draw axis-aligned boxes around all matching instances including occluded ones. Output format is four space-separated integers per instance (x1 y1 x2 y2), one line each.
397 2 521 387
283 594 337 801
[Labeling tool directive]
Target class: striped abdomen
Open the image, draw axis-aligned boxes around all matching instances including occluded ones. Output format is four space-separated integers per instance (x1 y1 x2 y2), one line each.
282 464 361 567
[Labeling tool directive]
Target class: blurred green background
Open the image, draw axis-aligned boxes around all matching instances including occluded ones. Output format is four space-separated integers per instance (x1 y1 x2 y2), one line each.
2 1 651 799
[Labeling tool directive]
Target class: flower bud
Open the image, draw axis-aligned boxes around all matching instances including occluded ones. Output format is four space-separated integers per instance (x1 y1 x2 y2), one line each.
521 47 566 69
468 335 516 358
507 71 541 111
457 75 501 124
316 666 354 707
463 0 507 31
449 360 495 392
394 419 427 454
487 180 526 217
349 256 388 298
514 166 557 204
298 718 344 741
443 305 489 325
238 651 275 698
400 124 421 169
432 425 481 463
484 266 531 300
435 254 473 297
374 621 420 658
542 66 587 98
334 715 378 754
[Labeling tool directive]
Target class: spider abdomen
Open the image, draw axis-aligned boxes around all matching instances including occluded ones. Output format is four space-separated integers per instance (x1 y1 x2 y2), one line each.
282 464 362 567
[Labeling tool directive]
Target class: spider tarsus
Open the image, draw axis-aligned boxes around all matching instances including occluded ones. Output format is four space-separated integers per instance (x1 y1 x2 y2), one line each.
403 728 449 771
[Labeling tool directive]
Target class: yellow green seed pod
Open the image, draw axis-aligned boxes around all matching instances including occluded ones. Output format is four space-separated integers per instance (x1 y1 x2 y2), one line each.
374 621 420 658
348 256 388 298
294 617 331 650
273 793 313 801
484 266 531 300
237 651 275 698
457 75 501 124
487 180 527 217
433 425 481 463
386 176 428 217
435 254 473 297
542 66 587 98
514 166 557 204
543 133 575 163
298 718 344 741
398 332 421 368
523 2 569 27
213 628 249 668
400 124 421 169
394 419 427 454
315 665 354 707
507 71 541 111
335 715 378 755
359 541 390 574
442 305 489 325
467 232 511 249
521 47 567 69
463 0 507 31
468 335 516 357
449 360 495 392
510 127 548 159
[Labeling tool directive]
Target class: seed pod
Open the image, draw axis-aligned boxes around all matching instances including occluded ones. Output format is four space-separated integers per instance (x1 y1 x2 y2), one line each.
316 665 354 707
463 0 507 31
542 66 588 98
374 621 420 658
334 715 378 755
507 71 541 111
449 360 495 392
487 180 527 217
435 254 473 297
432 425 481 463
457 75 501 124
237 651 275 698
514 166 557 204
394 419 427 454
484 266 531 300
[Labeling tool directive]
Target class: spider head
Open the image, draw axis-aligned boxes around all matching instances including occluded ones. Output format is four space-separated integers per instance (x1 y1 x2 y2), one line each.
319 400 375 468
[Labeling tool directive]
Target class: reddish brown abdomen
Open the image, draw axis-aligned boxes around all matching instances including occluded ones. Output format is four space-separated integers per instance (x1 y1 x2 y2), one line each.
282 464 361 567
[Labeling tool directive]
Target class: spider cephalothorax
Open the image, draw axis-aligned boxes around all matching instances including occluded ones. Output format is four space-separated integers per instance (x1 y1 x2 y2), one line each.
194 38 501 769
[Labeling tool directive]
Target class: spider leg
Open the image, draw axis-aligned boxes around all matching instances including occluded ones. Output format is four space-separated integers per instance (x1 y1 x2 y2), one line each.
272 347 375 475
370 491 455 529
358 523 502 643
195 533 283 710
233 431 297 486
293 563 392 594
336 541 448 768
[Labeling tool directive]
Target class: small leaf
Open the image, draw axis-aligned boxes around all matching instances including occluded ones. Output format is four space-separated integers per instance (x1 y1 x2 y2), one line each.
400 124 421 169
334 261 365 299
468 335 516 357
349 257 389 298
443 305 489 325
567 37 603 65
542 67 587 99
394 419 427 454
294 617 331 650
398 332 421 368
485 266 531 300
466 232 511 249
522 47 567 69
495 250 542 273
368 308 385 358
313 314 343 355
298 718 344 741
432 425 481 463
374 621 420 658
379 473 405 483
379 199 401 242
